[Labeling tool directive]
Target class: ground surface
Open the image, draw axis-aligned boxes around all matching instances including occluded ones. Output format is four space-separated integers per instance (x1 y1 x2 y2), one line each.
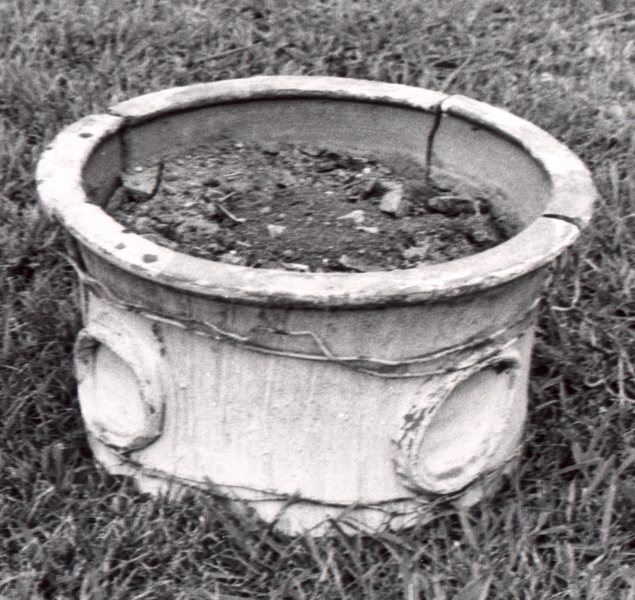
109 139 509 271
0 1 634 598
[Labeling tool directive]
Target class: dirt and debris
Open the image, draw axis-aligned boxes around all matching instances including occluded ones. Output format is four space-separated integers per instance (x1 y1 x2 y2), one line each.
106 138 515 272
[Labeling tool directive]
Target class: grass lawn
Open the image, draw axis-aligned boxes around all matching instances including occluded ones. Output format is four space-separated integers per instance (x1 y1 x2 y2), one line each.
1 0 633 598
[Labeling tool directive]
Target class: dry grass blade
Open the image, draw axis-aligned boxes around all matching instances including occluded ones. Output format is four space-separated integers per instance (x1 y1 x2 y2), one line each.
456 574 493 600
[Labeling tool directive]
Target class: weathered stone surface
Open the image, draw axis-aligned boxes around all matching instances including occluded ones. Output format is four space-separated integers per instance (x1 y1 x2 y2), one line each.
280 261 310 272
122 164 162 201
337 209 366 224
426 194 478 216
267 224 286 238
379 182 409 217
402 244 429 261
338 254 383 272
218 251 246 265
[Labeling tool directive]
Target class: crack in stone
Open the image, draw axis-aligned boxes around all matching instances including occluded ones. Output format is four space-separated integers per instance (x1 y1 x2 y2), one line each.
425 100 443 185
425 95 461 185
541 213 584 230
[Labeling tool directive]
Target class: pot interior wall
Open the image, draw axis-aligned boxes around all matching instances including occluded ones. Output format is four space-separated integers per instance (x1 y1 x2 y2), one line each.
83 132 123 207
84 97 551 231
432 114 550 228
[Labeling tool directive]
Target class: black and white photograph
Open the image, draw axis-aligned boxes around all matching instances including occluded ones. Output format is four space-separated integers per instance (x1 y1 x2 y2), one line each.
1 1 633 597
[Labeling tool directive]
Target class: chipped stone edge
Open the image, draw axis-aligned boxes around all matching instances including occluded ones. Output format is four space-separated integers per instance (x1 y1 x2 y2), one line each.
36 76 595 308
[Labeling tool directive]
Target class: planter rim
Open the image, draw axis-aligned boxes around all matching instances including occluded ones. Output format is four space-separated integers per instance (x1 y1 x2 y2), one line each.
36 76 596 307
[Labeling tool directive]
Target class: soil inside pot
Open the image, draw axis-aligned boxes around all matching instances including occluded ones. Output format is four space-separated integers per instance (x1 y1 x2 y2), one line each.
106 138 516 272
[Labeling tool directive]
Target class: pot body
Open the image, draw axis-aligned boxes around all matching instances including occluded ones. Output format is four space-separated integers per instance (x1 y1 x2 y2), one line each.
36 77 595 534
77 248 541 532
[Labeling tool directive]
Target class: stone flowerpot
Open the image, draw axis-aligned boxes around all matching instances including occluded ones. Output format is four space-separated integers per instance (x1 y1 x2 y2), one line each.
36 76 595 534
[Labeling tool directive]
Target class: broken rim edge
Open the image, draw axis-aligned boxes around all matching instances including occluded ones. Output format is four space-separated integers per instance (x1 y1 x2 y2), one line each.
36 76 596 307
